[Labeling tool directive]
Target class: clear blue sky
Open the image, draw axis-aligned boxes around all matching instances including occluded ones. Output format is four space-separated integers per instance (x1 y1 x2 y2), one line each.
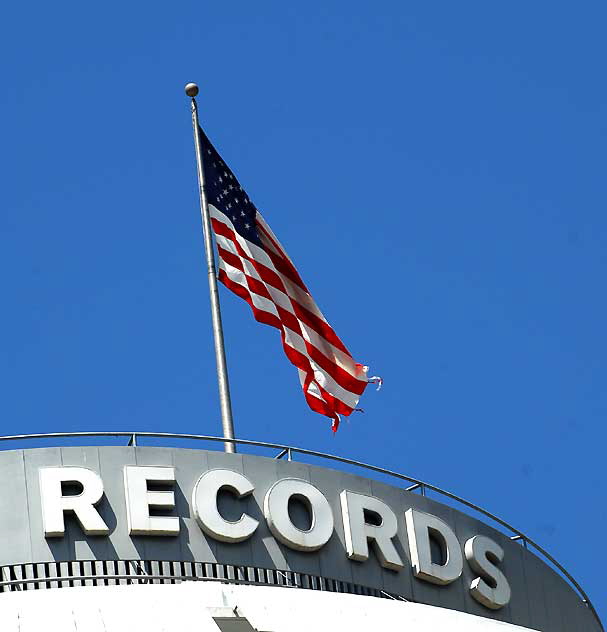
1 0 605 623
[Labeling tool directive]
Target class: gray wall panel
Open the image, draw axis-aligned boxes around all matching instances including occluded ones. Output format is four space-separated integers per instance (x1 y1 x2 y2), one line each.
24 448 67 564
340 472 383 591
369 480 413 598
543 564 566 630
276 460 324 579
60 446 110 561
452 509 513 625
519 550 550 632
550 570 588 632
492 539 530 627
97 447 139 559
173 448 213 563
0 450 31 566
402 494 468 615
570 595 603 632
206 452 254 570
241 455 287 571
133 447 181 562
307 465 353 586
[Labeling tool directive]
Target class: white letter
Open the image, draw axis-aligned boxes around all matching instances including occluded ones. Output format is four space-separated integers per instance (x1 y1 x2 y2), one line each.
192 469 259 543
40 467 109 537
124 466 179 536
340 490 404 571
405 508 463 585
264 478 333 552
465 535 511 609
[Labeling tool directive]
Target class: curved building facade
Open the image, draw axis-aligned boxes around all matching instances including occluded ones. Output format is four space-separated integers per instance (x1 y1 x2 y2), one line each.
0 437 601 632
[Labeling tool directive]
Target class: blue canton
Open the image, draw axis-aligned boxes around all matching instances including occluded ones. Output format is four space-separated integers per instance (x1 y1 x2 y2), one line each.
199 128 262 248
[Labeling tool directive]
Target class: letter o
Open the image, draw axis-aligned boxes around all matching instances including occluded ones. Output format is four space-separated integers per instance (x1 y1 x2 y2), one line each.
264 478 334 552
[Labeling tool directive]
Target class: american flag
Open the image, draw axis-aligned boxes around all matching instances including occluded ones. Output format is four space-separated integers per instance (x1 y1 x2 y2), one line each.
199 127 373 431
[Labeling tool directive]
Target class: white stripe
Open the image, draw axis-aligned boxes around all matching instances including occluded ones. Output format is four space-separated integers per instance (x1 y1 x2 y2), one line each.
221 261 363 409
210 205 276 272
298 369 326 403
258 230 282 257
211 205 329 324
216 231 365 381
257 212 297 266
217 259 281 320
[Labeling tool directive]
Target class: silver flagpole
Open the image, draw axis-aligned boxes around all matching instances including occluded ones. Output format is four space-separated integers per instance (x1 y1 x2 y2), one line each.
185 82 236 454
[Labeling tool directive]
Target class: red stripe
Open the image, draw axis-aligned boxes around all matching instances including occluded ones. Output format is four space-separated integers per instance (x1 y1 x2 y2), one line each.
218 269 283 330
218 270 363 417
214 221 290 293
214 220 352 356
257 223 309 293
275 304 367 395
219 254 367 394
217 247 274 301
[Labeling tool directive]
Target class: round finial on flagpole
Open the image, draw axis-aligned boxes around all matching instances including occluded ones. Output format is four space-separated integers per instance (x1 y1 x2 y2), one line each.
185 83 199 98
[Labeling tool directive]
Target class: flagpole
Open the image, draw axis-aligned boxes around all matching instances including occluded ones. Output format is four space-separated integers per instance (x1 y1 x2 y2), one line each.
185 82 236 454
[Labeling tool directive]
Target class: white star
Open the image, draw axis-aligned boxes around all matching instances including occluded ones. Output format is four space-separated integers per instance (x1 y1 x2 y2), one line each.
229 174 234 180
228 184 234 190
232 215 237 221
207 149 211 154
224 171 228 178
218 176 223 183
240 210 246 217
244 223 250 230
227 203 232 209
234 198 239 204
223 189 228 195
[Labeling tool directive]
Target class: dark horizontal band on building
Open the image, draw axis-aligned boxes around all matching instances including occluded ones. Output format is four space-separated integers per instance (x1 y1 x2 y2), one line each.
0 559 407 602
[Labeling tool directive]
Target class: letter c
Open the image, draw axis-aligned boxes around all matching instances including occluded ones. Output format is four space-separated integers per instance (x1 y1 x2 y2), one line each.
192 469 259 543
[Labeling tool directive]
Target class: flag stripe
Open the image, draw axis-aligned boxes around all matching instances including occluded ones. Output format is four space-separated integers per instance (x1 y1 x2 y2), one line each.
257 221 310 293
217 264 362 410
212 214 352 356
212 206 325 319
218 254 367 400
211 209 308 295
217 243 360 378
